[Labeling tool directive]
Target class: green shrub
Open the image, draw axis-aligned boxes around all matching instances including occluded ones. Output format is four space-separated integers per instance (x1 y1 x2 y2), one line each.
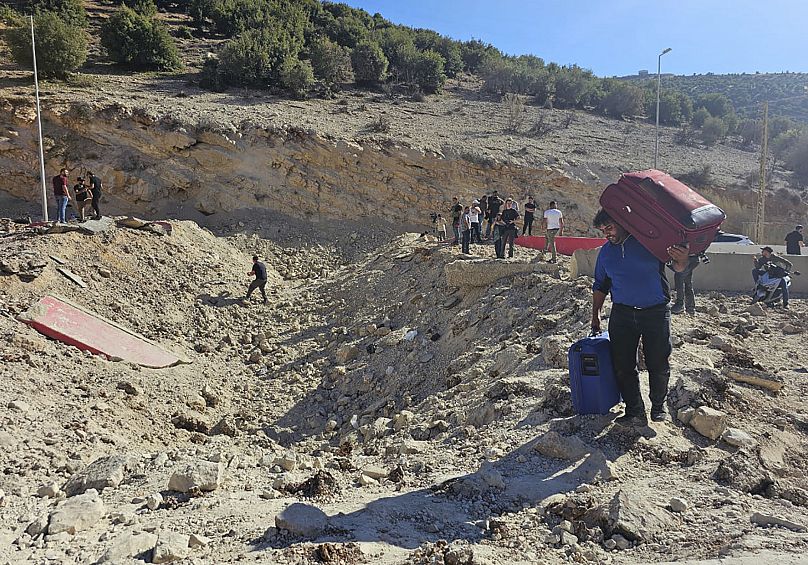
553 65 596 109
677 164 713 187
198 55 227 90
101 6 181 71
692 107 711 128
7 11 87 79
215 26 302 87
460 38 499 74
701 116 727 145
308 36 352 87
351 41 388 85
281 58 314 98
26 0 87 26
411 49 445 94
0 5 23 25
785 134 808 187
597 79 645 118
122 0 157 17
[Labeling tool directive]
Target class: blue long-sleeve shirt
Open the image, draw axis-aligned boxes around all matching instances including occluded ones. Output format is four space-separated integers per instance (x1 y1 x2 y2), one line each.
592 235 670 308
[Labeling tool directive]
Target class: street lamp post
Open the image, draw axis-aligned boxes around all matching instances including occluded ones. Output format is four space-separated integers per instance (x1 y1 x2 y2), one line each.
654 47 672 170
31 15 49 222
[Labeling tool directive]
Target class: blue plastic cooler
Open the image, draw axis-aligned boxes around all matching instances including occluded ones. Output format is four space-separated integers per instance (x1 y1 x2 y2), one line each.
568 332 621 415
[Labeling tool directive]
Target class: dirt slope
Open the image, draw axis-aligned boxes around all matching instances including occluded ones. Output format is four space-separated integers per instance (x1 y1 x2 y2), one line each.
1 220 808 564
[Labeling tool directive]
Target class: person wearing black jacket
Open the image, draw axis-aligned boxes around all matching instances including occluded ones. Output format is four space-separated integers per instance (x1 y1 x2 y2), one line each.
485 191 503 239
88 171 103 219
501 200 520 258
244 255 268 304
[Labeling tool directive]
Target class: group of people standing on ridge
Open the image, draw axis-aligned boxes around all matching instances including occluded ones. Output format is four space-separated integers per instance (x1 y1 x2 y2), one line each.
52 168 103 223
434 194 564 261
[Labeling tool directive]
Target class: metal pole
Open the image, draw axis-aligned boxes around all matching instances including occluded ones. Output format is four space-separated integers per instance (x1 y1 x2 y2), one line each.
654 47 671 170
31 15 49 222
756 102 768 244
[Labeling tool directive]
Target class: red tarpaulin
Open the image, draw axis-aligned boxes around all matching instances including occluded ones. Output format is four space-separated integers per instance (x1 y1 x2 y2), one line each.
515 235 606 255
18 295 187 368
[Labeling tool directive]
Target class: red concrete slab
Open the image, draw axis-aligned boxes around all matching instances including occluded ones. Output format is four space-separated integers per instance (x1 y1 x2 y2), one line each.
515 235 606 256
18 295 187 369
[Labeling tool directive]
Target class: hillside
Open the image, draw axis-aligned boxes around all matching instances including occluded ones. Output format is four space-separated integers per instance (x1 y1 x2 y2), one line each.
623 72 808 124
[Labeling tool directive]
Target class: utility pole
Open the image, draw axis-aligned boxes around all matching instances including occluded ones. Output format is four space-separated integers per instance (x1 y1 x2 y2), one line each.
654 47 672 169
755 102 768 244
31 15 49 222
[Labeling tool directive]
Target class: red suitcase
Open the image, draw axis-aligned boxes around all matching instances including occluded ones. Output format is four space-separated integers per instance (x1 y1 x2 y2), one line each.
599 169 726 262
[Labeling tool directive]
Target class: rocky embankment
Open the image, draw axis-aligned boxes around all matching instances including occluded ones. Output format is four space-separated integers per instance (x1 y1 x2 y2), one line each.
1 218 808 564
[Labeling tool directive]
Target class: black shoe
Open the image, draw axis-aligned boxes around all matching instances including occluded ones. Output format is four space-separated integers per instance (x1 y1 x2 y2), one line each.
650 410 670 422
671 303 684 314
615 413 648 427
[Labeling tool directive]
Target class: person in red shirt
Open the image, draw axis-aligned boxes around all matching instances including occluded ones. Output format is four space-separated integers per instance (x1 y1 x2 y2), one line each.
52 168 70 223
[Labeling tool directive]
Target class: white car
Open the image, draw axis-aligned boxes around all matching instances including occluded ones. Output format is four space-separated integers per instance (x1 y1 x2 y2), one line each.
712 232 754 245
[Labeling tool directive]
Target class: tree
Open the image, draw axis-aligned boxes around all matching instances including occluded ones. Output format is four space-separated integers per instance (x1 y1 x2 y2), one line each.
101 6 181 71
281 58 314 98
412 49 445 94
696 93 734 119
25 0 87 26
351 41 388 85
692 107 711 128
308 36 352 87
460 38 499 74
7 11 87 79
598 79 645 118
122 0 158 17
553 65 596 109
701 116 727 146
785 134 808 187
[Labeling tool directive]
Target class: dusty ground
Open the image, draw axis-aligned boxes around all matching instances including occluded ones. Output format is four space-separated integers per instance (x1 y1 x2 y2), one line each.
1 216 807 565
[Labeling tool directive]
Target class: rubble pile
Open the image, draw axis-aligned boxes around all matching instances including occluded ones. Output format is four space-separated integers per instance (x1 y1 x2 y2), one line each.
1 219 807 564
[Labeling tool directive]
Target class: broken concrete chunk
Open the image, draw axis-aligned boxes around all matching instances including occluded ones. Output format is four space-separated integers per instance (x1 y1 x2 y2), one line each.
48 489 106 535
689 406 728 440
152 531 191 563
168 461 223 493
534 431 590 460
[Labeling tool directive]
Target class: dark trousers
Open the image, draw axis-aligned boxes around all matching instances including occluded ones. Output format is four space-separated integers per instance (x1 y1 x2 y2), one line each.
494 235 505 258
779 279 790 307
485 217 495 238
608 303 672 417
246 278 267 301
91 194 101 219
471 222 481 243
503 226 517 257
461 229 471 254
673 271 695 312
522 213 534 235
452 221 460 244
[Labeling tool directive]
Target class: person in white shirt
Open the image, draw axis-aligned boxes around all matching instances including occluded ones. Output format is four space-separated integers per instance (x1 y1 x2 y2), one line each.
542 200 564 263
469 200 482 243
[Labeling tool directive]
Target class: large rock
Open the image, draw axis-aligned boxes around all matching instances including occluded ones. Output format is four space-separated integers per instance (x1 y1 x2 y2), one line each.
274 503 328 537
606 490 675 542
689 406 728 440
722 428 756 448
152 531 191 563
64 455 129 496
168 461 223 493
444 258 557 288
48 489 106 535
98 531 158 563
534 431 590 460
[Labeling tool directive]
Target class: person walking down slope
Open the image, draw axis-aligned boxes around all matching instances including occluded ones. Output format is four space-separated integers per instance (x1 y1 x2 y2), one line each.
542 200 564 263
785 225 804 255
591 208 691 427
244 255 268 304
52 168 70 223
87 171 103 220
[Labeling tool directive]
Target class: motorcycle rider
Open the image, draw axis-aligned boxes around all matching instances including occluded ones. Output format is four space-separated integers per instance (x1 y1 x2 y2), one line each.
752 246 793 308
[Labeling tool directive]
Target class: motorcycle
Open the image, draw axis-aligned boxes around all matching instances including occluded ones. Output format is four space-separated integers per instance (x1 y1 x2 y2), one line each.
752 263 799 307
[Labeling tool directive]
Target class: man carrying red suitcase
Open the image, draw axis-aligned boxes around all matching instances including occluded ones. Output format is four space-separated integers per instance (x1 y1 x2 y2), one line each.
590 209 690 426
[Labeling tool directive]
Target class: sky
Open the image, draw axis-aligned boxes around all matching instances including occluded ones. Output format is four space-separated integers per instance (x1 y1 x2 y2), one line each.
341 0 808 77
